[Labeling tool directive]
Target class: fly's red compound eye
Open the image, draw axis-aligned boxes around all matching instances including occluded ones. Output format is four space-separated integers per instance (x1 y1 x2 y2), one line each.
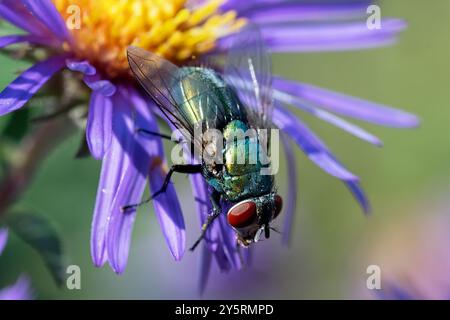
227 201 257 228
274 195 283 219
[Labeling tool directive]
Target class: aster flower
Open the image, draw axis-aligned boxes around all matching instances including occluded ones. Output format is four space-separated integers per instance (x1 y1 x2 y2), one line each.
0 0 418 289
0 228 32 300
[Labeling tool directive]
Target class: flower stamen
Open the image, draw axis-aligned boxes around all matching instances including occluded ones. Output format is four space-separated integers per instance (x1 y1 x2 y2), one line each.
53 0 246 78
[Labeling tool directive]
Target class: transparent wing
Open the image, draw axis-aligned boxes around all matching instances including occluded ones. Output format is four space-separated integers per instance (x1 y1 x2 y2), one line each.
127 46 237 157
223 24 274 129
127 46 196 138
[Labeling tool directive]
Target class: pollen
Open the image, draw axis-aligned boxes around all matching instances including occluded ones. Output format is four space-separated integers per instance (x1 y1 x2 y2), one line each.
53 0 246 79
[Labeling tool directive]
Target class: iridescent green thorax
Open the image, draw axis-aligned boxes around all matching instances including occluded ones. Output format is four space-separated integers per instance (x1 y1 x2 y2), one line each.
220 120 273 201
173 67 274 202
174 67 247 129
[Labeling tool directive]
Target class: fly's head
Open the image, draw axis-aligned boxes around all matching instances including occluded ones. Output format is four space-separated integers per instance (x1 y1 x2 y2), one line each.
226 193 283 247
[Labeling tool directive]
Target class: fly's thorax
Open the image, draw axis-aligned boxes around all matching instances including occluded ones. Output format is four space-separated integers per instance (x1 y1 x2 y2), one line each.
223 120 271 175
174 67 247 130
201 119 274 201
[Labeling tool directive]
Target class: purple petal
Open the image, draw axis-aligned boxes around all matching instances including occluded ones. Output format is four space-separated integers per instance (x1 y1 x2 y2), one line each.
101 90 148 273
0 275 32 300
280 134 297 246
273 77 419 128
274 105 369 213
190 173 219 252
0 227 8 255
273 106 358 181
0 0 49 36
213 244 232 272
105 88 185 273
83 75 116 97
0 34 51 48
274 88 382 146
133 91 185 262
241 246 252 267
244 3 372 24
90 91 136 268
66 60 96 76
264 19 407 52
217 213 243 270
106 160 148 274
0 55 67 116
148 163 186 262
222 0 372 15
378 282 416 300
189 174 232 272
264 35 397 52
86 91 113 160
22 0 70 42
221 0 287 13
190 173 210 222
346 180 370 214
90 117 127 267
198 243 213 295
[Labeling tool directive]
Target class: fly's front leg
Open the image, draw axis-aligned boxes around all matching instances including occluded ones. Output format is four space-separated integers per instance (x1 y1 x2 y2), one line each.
190 191 221 251
121 164 202 212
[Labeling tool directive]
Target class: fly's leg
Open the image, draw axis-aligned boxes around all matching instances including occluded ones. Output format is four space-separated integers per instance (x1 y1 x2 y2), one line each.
121 164 202 212
136 128 182 144
190 191 221 251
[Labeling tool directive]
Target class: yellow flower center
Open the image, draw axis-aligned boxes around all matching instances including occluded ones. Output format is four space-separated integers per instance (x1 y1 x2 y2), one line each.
53 0 246 79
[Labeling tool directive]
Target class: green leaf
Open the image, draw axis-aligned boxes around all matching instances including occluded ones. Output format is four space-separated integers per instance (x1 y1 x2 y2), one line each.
7 213 65 287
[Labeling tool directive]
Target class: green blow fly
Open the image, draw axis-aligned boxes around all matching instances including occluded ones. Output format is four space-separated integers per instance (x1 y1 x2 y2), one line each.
126 26 282 250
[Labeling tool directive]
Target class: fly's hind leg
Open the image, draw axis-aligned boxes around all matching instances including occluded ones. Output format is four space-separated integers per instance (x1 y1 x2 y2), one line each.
190 191 221 251
121 164 202 212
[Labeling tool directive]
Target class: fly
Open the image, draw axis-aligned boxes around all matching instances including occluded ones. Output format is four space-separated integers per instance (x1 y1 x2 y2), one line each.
126 26 283 250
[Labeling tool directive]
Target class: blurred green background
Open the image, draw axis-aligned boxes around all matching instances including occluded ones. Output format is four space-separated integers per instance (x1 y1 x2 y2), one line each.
0 1 449 299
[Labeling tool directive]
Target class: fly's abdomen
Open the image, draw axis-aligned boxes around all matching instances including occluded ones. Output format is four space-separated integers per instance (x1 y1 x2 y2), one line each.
221 120 273 201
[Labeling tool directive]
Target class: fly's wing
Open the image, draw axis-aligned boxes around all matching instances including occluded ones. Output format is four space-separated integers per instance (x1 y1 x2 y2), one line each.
127 46 195 138
127 46 230 159
223 25 274 130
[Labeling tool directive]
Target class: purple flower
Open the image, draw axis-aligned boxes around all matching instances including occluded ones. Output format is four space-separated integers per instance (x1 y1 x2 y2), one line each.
0 0 418 290
0 228 32 300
